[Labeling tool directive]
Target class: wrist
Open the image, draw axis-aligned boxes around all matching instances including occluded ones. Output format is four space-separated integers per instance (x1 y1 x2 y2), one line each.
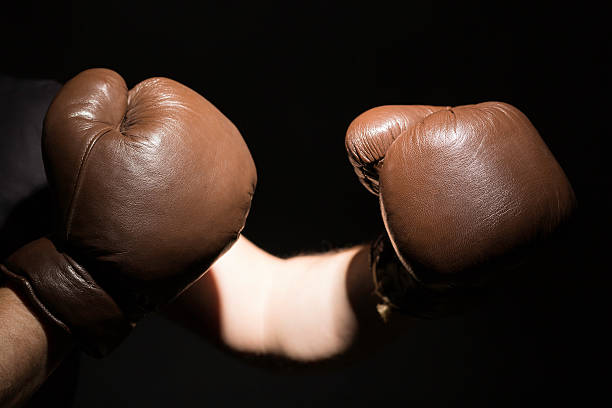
0 283 74 407
0 281 75 359
371 234 488 320
264 247 364 362
1 238 132 357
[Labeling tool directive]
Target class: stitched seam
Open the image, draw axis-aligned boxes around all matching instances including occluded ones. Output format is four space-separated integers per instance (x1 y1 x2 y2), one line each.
64 127 115 241
0 263 71 333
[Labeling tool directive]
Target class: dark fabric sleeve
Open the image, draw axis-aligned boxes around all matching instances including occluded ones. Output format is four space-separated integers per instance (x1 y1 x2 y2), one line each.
0 76 61 257
0 75 79 408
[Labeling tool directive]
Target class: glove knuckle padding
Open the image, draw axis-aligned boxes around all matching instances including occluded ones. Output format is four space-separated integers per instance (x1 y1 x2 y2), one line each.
379 102 575 275
44 69 255 285
346 102 575 318
2 68 256 355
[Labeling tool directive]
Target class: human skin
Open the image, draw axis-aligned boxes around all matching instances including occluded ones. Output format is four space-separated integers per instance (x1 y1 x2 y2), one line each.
165 235 413 364
0 235 413 406
0 281 73 408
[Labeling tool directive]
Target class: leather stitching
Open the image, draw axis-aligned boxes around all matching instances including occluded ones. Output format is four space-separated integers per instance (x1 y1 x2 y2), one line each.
0 263 71 333
64 127 114 241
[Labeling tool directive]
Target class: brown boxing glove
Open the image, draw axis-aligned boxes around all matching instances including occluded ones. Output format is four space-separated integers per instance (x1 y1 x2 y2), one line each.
0 69 257 356
346 102 575 319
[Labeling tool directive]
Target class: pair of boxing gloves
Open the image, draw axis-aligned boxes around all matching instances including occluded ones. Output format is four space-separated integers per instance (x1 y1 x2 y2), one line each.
0 69 575 357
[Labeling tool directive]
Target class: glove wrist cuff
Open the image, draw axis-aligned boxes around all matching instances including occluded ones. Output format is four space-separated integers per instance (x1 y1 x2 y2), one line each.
0 238 133 357
370 234 485 320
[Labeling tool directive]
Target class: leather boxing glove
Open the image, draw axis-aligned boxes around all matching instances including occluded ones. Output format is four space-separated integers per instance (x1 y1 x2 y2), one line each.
0 68 257 356
346 102 575 319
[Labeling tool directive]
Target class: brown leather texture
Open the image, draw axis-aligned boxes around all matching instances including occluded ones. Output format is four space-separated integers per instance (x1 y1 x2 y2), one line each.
1 238 132 356
1 68 257 355
370 233 486 319
346 105 446 195
347 102 576 312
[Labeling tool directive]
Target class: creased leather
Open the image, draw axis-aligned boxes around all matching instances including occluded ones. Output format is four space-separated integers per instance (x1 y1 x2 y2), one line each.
1 68 257 355
1 238 132 357
346 105 446 194
347 102 576 317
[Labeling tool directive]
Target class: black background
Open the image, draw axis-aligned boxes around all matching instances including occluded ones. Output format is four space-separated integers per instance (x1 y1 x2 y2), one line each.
1 0 609 406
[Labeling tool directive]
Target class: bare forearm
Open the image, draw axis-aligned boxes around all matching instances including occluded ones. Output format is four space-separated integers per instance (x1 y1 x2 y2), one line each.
166 236 413 364
265 244 413 362
0 285 72 407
